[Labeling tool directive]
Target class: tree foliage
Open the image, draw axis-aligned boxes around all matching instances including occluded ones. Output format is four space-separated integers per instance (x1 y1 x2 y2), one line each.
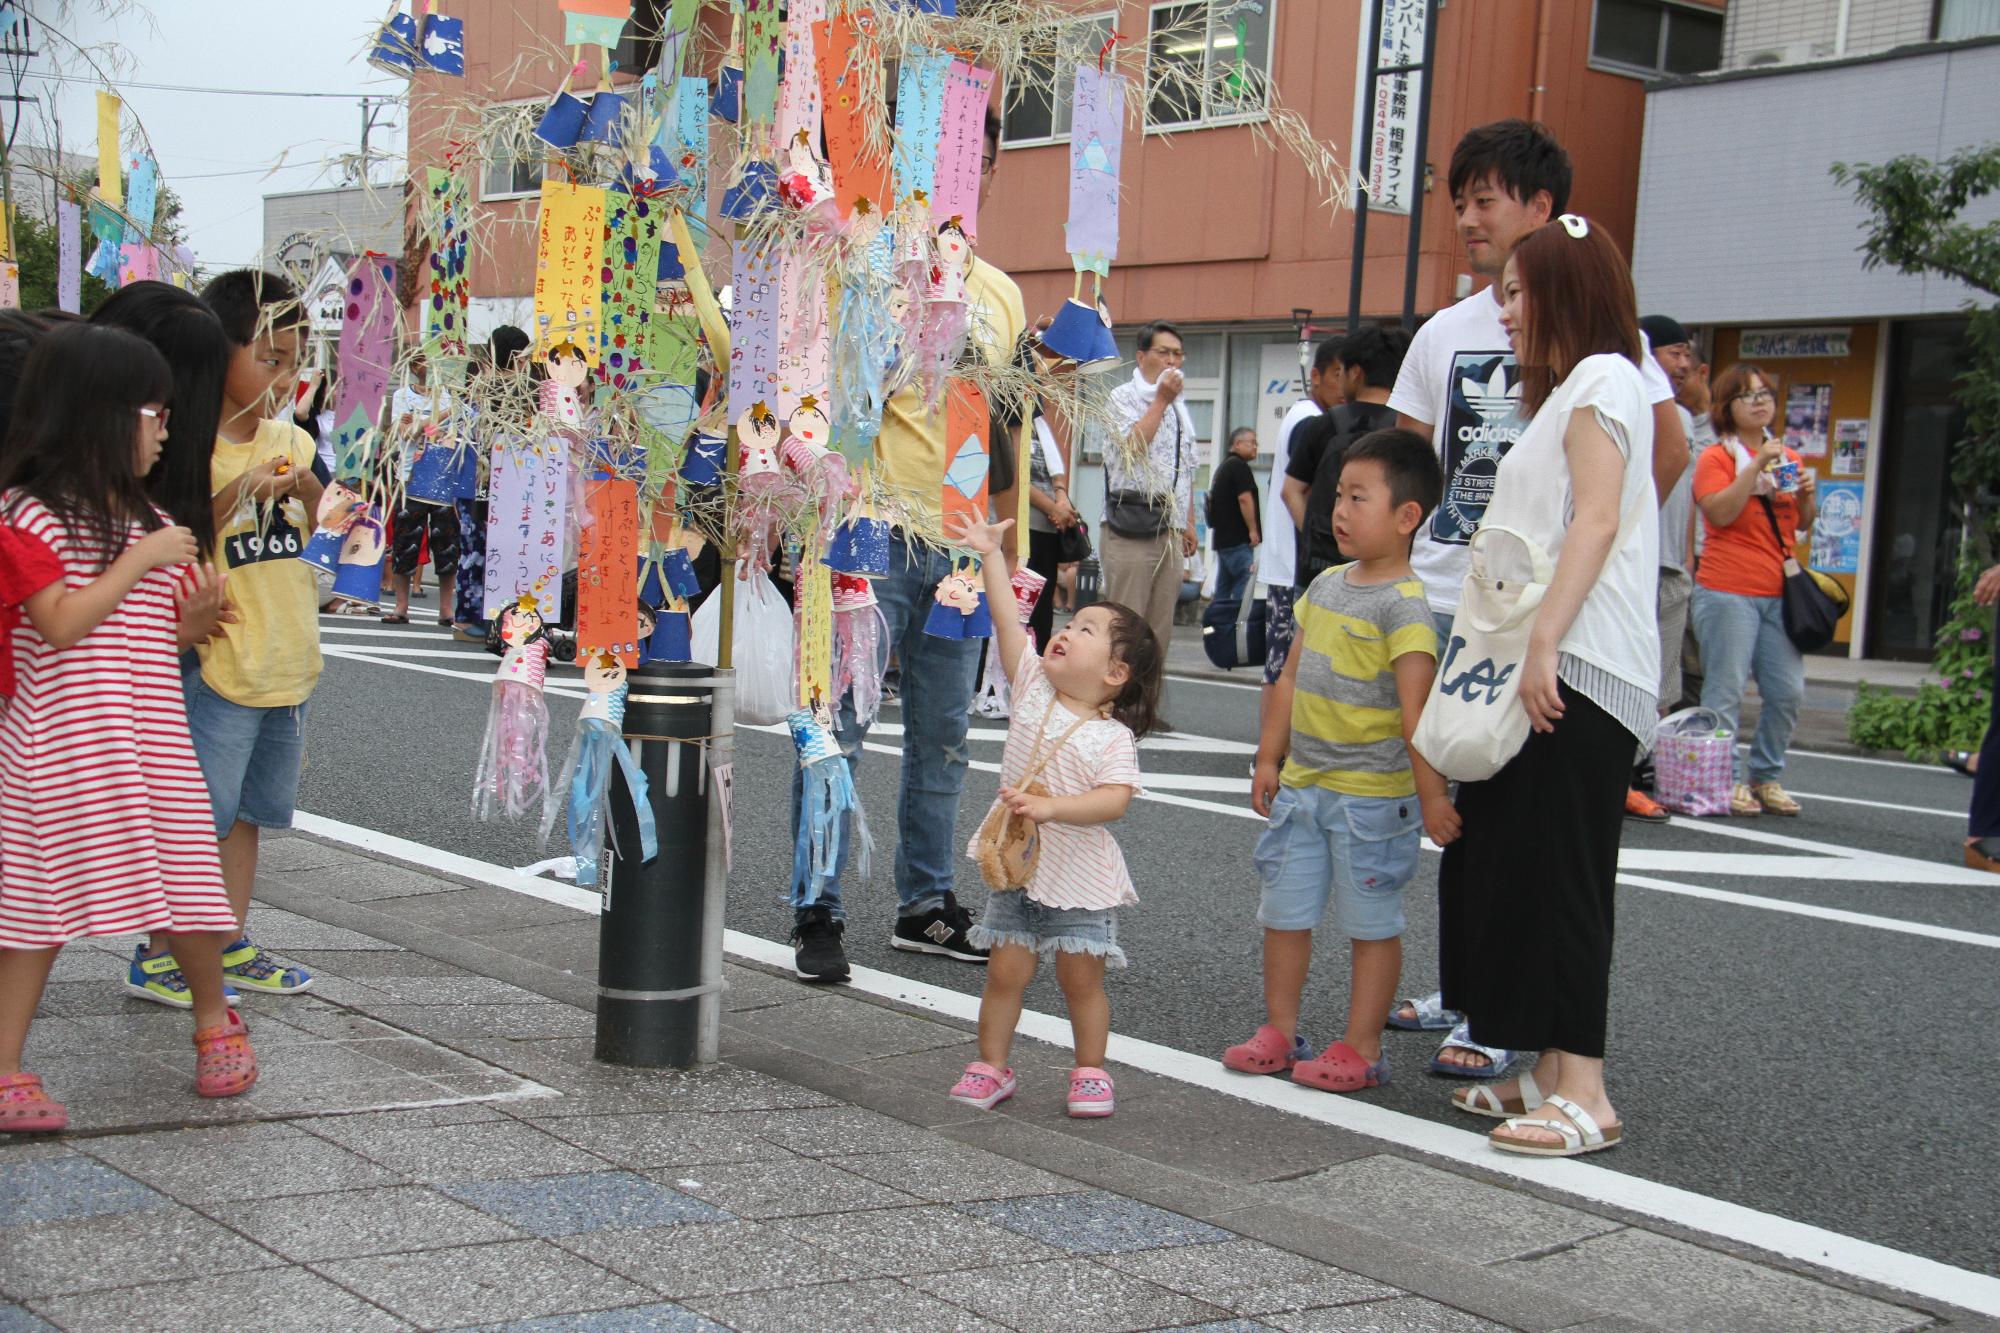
9 207 112 314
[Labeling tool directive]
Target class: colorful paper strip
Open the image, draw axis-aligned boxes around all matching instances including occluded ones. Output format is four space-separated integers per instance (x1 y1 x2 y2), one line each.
95 91 121 208
815 12 891 217
533 181 607 365
576 475 642 664
55 199 80 314
1066 64 1125 273
484 432 571 621
331 257 398 484
932 62 993 238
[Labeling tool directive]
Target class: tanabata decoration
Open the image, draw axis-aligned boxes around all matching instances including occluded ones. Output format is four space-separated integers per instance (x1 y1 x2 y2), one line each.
406 425 479 504
330 257 398 484
369 6 420 72
418 1 465 75
575 475 642 666
55 199 80 314
939 379 990 532
423 166 471 367
95 90 121 207
789 706 871 907
559 0 630 50
831 572 890 727
975 564 1048 716
923 556 993 640
541 653 658 889
483 432 569 621
533 181 605 364
474 596 554 822
331 510 387 604
299 483 370 573
124 155 158 246
780 394 849 504
826 503 892 577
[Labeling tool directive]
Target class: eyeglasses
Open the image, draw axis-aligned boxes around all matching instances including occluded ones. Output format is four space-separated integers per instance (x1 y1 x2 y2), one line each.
980 153 997 175
138 406 171 425
1734 390 1776 405
1149 347 1186 361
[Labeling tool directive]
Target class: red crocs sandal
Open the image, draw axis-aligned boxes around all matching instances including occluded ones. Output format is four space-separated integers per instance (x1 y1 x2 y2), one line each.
1221 1024 1314 1074
1292 1040 1391 1093
193 1010 258 1098
0 1072 68 1133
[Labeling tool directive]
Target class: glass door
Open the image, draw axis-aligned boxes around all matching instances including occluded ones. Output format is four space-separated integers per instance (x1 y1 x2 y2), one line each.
1867 318 1970 659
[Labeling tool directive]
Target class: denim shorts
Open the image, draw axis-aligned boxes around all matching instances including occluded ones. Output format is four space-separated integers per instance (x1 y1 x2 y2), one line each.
969 891 1127 968
182 659 307 839
1254 785 1420 940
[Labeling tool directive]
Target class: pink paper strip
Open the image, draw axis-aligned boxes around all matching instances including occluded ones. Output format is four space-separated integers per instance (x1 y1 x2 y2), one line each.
330 257 398 482
930 61 993 238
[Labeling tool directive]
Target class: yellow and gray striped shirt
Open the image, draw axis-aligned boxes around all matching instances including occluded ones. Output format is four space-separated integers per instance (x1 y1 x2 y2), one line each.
1281 565 1438 799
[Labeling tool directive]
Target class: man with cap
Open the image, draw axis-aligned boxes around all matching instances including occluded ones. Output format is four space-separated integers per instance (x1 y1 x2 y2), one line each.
1630 315 1714 818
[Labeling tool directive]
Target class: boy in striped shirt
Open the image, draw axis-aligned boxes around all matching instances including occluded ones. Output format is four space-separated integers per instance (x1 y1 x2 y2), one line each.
1223 430 1458 1093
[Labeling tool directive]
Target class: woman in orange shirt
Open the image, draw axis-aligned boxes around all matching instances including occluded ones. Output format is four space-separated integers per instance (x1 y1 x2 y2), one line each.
1689 364 1817 817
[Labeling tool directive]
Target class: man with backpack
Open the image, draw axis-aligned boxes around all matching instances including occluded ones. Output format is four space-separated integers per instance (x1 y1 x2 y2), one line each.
1207 426 1261 605
1283 325 1411 592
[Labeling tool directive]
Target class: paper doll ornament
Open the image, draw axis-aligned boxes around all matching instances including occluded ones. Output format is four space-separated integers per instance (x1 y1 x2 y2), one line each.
1037 298 1121 372
789 707 872 908
299 482 367 574
536 91 591 148
832 573 890 727
418 9 465 76
474 596 554 822
736 401 786 492
542 653 658 889
330 512 387 603
923 559 993 640
779 395 850 499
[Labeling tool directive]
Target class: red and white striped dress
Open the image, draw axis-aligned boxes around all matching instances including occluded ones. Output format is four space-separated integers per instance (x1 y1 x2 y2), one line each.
0 495 235 947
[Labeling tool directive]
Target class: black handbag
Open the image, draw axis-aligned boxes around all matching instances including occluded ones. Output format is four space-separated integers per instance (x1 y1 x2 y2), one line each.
1053 521 1092 564
1758 496 1848 652
1201 586 1267 670
1104 490 1174 538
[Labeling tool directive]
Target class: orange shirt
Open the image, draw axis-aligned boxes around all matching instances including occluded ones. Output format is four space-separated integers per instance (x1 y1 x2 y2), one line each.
1693 440 1803 598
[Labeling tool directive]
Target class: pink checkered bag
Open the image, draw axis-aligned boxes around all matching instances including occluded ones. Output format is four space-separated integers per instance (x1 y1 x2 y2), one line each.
1653 708 1735 817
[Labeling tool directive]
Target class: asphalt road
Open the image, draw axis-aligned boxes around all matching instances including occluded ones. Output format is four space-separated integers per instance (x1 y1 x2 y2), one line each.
297 593 2000 1278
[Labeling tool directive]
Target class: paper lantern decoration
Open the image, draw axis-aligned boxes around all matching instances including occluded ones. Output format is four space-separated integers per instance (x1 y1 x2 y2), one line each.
826 513 892 577
369 10 420 72
579 90 627 145
1037 297 1121 372
679 431 726 487
536 91 590 148
418 9 465 75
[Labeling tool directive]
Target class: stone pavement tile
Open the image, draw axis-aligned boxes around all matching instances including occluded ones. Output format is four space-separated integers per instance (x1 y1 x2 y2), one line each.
219 1183 523 1261
1265 1155 1622 1264
935 1116 1267 1223
730 996 975 1060
289 974 397 1008
471 920 604 975
363 1002 598 1042
240 907 400 952
526 1111 776 1169
29 979 142 1017
314 1237 652 1328
1164 1322 1282 1332
0 1304 56 1331
481 1047 837 1117
367 887 586 936
295 858 479 902
335 1035 525 1081
262 835 373 873
748 1104 936 1157
303 1114 612 1183
556 1219 862 1298
441 1170 730 1236
254 1001 422 1042
823 1138 1083 1204
907 1257 1231 1332
1494 1229 1929 1333
284 948 478 978
1261 1296 1512 1332
29 1265 412 1332
768 1203 1065 1278
0 1156 164 1226
1100 1240 1401 1317
721 966 817 1014
691 1277 1014 1332
81 1121 404 1202
468 1305 729 1331
354 976 550 1006
1073 1084 1383 1186
0 1204 284 1299
959 1190 1235 1256
245 1073 503 1118
651 1155 917 1220
722 1031 997 1133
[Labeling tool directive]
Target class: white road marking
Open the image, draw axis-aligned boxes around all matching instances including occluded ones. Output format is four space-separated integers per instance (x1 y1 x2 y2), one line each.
1781 790 1959 819
285 812 2000 1318
1665 814 1991 883
1165 671 1263 692
1616 873 2000 949
1776 746 1953 774
1617 850 1980 886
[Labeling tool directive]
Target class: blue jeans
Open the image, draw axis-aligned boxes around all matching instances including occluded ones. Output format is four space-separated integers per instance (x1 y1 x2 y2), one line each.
182 657 307 839
790 532 981 921
1691 586 1803 784
1213 543 1254 605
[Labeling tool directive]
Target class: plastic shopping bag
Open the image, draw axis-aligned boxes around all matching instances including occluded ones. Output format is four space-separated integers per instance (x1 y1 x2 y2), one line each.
690 569 795 725
1653 707 1735 817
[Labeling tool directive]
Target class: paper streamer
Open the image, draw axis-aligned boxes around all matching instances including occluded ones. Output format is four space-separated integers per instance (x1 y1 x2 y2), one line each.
424 167 471 362
118 242 160 286
743 0 783 142
485 432 571 620
815 12 891 217
893 50 950 204
777 0 825 151
1067 64 1124 274
577 475 642 665
331 257 398 483
533 181 607 364
0 262 17 310
602 187 665 393
941 379 990 532
932 61 994 238
670 75 709 208
727 239 781 416
775 253 831 420
796 538 833 713
125 155 158 244
95 91 121 208
56 199 80 314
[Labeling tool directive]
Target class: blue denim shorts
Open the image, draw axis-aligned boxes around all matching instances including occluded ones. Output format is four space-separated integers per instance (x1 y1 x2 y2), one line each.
182 659 307 839
1254 785 1420 940
969 891 1127 968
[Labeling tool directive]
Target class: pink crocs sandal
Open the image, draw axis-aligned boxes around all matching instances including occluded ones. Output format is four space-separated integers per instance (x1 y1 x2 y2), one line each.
193 1009 258 1099
948 1061 1016 1111
0 1072 68 1133
1068 1067 1115 1118
1222 1024 1313 1074
1292 1040 1390 1094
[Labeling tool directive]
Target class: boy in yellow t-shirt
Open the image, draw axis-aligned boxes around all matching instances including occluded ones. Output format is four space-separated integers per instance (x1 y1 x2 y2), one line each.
1223 430 1457 1095
130 271 330 1008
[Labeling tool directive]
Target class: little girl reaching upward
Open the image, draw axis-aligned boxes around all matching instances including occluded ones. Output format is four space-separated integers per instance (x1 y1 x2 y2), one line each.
945 514 1162 1119
0 324 256 1133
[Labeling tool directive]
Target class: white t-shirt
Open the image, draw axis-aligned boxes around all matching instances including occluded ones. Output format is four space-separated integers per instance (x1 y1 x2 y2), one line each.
1387 286 1674 613
1484 352 1659 697
1257 398 1322 588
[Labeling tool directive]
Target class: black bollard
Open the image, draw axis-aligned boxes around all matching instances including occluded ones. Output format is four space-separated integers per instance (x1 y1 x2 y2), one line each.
596 661 722 1068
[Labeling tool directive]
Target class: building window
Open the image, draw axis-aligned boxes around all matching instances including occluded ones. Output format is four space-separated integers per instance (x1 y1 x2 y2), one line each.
481 103 548 201
1146 0 1275 131
1002 11 1117 145
1938 0 2000 40
614 0 666 78
1590 0 1723 77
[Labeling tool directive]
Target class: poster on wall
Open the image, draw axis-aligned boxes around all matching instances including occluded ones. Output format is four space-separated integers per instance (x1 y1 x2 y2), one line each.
1811 480 1865 575
1784 383 1831 459
1832 419 1868 477
1257 342 1310 462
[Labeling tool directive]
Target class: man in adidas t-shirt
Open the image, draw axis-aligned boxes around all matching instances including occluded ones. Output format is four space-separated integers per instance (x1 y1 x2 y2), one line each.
1391 120 1684 638
1256 340 1342 688
1385 119 1684 1075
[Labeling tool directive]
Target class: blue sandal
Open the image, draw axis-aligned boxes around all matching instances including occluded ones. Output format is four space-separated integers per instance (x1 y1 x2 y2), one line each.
1428 1020 1517 1079
1387 992 1463 1032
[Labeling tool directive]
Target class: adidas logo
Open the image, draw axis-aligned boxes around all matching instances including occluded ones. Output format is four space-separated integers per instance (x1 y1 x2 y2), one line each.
1458 365 1521 423
924 919 956 944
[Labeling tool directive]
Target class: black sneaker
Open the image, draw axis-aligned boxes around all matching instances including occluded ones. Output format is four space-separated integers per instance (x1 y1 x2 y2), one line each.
791 907 850 983
890 892 989 963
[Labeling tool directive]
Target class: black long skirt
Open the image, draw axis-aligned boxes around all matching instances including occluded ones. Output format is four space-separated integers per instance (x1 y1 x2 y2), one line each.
1439 684 1632 1060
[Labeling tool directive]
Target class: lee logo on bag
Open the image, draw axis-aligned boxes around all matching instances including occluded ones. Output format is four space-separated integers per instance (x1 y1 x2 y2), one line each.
1436 637 1517 705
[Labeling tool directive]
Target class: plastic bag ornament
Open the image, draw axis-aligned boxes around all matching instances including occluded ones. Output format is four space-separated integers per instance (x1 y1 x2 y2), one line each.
831 573 890 728
923 558 993 640
541 654 658 889
473 595 554 822
789 707 872 908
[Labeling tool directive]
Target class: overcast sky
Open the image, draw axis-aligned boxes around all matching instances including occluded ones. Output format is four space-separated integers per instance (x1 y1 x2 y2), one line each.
20 0 408 269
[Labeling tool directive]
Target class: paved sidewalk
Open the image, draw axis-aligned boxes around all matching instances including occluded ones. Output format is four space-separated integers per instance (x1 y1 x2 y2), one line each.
0 834 1984 1332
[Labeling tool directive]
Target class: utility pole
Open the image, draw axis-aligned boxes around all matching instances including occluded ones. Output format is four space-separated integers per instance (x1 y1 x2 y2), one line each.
356 95 394 184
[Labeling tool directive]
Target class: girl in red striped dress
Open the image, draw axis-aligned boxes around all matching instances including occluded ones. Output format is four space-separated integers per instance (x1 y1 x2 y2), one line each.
0 324 257 1132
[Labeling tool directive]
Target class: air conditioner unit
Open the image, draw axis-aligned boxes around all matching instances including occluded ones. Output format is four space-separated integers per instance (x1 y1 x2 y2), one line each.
1739 39 1835 68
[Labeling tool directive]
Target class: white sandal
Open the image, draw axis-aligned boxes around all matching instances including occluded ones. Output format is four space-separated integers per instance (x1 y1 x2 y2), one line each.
1452 1069 1544 1120
1489 1093 1623 1157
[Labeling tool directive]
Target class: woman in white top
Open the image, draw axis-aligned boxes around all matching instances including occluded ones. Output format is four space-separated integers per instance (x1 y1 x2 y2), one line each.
1437 216 1658 1158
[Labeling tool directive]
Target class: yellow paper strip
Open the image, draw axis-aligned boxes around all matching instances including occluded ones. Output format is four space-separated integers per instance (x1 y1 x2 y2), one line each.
667 207 730 363
532 180 607 365
96 91 122 208
797 538 833 716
